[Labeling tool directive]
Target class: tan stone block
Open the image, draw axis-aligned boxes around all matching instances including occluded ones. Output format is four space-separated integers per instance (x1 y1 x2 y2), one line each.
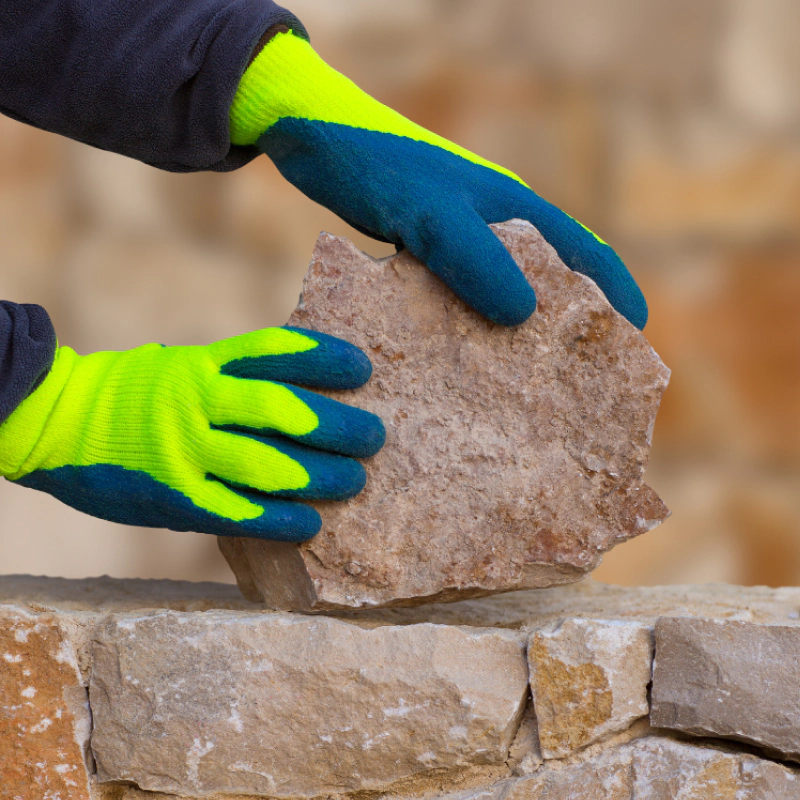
448 738 800 800
503 750 632 799
0 606 91 800
631 737 800 799
651 618 800 761
528 619 652 758
90 611 528 798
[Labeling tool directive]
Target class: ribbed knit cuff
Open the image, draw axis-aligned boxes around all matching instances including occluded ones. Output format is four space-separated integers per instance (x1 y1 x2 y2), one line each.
230 28 331 146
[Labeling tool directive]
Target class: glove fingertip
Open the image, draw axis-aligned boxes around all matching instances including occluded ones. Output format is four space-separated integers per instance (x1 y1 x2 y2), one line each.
487 282 537 327
409 207 538 328
272 327 374 389
238 498 323 542
618 288 648 331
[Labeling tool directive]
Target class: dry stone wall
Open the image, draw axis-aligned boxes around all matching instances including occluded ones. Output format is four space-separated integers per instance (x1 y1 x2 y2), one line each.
3 576 800 799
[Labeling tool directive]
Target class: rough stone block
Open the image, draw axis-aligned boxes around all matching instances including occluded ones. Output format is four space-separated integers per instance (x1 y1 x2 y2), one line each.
630 737 800 799
651 617 800 762
448 737 800 800
220 220 670 610
89 611 528 797
0 606 91 800
528 619 652 758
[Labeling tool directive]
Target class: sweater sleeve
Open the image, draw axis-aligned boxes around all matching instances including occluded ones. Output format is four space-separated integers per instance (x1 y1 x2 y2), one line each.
0 0 307 173
0 303 57 426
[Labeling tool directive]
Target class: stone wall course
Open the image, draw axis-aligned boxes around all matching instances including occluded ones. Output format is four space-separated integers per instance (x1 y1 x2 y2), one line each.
6 574 800 628
4 577 800 799
440 738 800 800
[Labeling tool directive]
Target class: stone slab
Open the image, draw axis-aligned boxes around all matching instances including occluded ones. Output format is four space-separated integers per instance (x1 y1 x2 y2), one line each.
5 575 800 629
220 220 670 610
651 617 800 762
528 619 652 758
446 737 800 800
0 574 257 613
89 611 528 797
630 737 800 800
0 606 91 800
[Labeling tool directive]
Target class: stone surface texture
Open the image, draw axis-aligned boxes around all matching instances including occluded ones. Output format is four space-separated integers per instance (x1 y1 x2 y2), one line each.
5 576 800 800
0 606 91 800
528 619 652 758
89 611 528 797
220 221 670 611
451 738 800 800
651 617 800 762
4 575 800 627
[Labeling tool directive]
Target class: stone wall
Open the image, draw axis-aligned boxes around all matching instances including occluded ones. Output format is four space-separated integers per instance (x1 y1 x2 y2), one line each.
3 576 800 799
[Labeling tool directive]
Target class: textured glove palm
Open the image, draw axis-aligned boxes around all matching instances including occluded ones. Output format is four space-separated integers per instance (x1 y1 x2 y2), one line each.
230 30 647 329
0 328 384 541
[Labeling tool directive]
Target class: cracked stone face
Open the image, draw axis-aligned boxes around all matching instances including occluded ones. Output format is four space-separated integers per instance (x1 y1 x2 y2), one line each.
220 220 670 611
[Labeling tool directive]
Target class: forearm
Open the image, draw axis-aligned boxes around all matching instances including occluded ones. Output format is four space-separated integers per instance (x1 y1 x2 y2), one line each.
0 0 306 172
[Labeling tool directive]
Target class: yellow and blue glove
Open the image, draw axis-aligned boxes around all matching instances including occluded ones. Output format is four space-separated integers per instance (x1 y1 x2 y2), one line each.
0 328 384 541
230 29 647 329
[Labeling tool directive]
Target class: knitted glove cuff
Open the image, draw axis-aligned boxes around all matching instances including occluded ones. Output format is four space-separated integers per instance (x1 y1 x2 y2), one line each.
0 345 77 478
230 28 327 146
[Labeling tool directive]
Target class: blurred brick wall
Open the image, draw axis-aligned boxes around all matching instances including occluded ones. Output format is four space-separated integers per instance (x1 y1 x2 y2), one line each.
0 0 798 587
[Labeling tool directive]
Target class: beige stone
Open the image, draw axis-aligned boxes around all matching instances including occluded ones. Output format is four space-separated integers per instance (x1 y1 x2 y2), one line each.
503 748 633 800
89 611 528 797
0 606 91 800
651 617 800 761
528 619 652 758
220 221 670 611
446 737 800 800
0 573 258 613
506 701 544 777
6 575 800 629
630 737 800 799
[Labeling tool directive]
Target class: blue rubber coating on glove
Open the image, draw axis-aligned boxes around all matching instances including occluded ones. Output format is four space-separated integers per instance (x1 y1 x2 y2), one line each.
218 381 385 459
259 120 648 330
221 434 367 501
17 465 323 541
221 327 374 389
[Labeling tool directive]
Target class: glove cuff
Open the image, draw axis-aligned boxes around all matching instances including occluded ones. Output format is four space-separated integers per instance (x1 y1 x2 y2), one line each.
230 28 322 146
0 346 79 479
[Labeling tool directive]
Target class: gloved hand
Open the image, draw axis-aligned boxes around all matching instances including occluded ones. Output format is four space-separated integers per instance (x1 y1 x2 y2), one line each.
230 29 647 329
0 328 384 541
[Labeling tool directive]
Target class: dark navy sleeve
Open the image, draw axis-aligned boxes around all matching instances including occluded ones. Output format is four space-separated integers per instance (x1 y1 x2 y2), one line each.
0 303 57 425
0 1 306 173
